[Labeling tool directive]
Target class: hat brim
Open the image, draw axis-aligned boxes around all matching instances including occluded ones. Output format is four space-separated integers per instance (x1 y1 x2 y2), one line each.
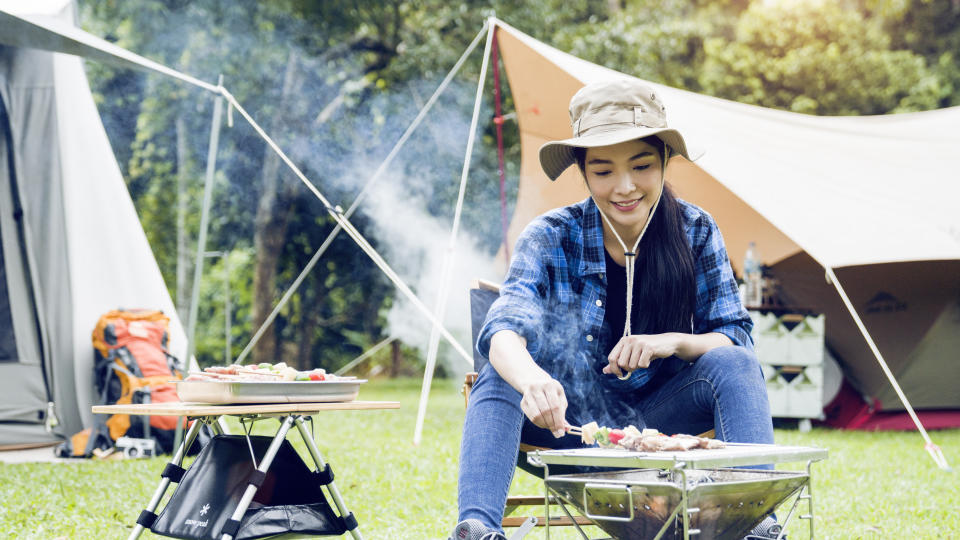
538 127 695 181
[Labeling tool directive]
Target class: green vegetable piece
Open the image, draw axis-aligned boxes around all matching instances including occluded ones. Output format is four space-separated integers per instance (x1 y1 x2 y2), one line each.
595 427 612 447
258 362 272 369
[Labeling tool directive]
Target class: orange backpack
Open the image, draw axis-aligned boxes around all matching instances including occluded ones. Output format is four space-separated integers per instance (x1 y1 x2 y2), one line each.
61 310 183 457
93 308 183 435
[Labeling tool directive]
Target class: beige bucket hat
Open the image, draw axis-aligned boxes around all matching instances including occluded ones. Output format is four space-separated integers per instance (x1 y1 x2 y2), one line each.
539 78 690 181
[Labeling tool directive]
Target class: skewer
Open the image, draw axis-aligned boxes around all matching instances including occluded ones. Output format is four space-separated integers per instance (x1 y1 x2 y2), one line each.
565 425 583 436
236 367 283 378
187 371 246 381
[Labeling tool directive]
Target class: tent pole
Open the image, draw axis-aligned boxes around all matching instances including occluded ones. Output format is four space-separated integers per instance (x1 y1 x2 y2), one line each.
826 267 951 471
232 24 488 365
413 18 496 446
186 75 225 365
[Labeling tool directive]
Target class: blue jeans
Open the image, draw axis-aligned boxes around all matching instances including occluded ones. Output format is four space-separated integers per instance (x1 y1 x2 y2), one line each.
457 345 774 533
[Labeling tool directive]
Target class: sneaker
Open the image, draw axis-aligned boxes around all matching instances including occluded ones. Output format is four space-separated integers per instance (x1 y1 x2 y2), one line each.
448 519 506 540
743 515 786 540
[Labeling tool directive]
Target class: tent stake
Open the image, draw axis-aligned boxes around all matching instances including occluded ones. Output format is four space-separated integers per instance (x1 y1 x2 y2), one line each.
413 18 496 446
826 267 951 471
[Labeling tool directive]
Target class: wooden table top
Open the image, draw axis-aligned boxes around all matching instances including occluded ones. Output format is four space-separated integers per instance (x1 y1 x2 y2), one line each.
92 401 400 417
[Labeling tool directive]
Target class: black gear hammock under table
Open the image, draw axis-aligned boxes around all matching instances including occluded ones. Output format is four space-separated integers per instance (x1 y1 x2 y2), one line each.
92 401 399 540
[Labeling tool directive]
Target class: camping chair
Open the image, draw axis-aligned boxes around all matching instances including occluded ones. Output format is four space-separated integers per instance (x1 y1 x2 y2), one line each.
463 279 592 533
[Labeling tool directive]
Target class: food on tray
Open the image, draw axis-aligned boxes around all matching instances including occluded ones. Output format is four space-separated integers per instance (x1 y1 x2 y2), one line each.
184 362 354 383
575 421 725 451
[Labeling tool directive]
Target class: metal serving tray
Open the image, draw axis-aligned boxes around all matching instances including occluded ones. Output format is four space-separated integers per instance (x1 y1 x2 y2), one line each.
175 380 366 404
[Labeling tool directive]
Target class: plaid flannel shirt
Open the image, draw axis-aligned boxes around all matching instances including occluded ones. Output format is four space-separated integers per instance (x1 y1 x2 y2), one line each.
477 197 752 398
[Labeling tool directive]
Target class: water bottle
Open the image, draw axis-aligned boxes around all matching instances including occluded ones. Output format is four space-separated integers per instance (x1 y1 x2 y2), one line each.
743 242 763 308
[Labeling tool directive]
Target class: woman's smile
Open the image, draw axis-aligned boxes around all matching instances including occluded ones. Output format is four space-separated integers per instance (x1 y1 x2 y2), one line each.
611 197 643 211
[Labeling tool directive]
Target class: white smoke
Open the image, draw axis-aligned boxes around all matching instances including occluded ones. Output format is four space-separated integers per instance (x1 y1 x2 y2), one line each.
362 178 501 375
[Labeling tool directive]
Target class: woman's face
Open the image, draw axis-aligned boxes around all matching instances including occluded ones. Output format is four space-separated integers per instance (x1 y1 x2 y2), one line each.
583 138 663 240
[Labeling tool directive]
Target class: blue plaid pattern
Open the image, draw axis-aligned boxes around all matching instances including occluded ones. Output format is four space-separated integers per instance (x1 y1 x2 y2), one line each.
477 197 752 402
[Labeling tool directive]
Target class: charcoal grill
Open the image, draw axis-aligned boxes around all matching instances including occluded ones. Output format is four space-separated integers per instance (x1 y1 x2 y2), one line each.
527 443 828 540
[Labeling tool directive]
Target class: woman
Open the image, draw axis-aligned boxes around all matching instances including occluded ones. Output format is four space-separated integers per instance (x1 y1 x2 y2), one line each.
449 79 777 540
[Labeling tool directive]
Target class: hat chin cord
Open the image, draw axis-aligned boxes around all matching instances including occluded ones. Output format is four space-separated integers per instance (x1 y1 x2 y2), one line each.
589 150 668 381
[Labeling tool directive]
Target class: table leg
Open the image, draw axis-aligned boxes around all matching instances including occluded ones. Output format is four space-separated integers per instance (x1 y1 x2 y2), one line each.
294 416 364 540
217 416 230 435
128 417 203 540
220 415 296 540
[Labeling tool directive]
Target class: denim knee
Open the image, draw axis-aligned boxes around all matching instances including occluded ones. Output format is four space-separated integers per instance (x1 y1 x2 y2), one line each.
696 345 763 382
470 362 522 405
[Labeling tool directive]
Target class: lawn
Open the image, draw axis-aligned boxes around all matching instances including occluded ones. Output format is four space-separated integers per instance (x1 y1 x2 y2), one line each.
0 378 957 539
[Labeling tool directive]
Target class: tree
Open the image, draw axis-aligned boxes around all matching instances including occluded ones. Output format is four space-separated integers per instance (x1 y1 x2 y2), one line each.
865 0 960 107
551 0 716 90
698 0 944 115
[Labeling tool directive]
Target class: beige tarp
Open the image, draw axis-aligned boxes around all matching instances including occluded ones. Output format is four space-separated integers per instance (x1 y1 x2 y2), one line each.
494 20 960 411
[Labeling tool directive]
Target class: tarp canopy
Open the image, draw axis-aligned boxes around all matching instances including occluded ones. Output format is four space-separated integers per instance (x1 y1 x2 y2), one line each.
493 19 960 416
0 0 216 91
0 0 188 447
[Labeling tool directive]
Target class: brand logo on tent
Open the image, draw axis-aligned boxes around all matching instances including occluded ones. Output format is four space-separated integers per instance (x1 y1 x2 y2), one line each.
865 292 907 314
200 504 210 516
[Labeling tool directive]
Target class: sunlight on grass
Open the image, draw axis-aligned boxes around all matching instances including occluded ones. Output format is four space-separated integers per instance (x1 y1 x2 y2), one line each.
1 378 957 539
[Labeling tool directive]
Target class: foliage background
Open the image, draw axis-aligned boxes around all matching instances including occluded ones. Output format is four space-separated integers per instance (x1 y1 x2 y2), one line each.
78 0 960 373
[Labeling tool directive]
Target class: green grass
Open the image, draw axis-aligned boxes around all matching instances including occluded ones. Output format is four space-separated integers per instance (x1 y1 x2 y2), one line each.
1 378 957 539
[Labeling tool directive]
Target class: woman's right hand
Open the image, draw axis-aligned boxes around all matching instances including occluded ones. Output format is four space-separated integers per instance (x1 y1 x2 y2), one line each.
488 330 569 438
519 376 568 438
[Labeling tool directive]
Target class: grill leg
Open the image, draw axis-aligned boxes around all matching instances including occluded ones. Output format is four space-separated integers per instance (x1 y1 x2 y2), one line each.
294 415 364 540
220 415 295 540
802 460 817 539
128 417 203 540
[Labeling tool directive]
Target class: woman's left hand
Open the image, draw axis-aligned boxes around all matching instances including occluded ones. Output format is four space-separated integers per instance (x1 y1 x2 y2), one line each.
603 333 680 378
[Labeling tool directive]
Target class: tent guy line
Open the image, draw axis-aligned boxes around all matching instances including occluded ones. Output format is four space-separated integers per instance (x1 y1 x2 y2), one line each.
825 267 950 470
334 335 398 377
234 23 489 367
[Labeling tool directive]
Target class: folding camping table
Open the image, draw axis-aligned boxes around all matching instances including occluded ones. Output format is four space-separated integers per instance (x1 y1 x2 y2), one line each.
92 401 400 540
527 443 828 540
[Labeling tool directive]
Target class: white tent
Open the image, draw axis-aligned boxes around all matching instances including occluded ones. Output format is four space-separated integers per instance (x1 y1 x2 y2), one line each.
0 0 188 447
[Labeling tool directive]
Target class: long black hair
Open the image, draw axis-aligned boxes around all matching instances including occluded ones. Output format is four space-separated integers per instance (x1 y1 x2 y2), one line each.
575 137 697 334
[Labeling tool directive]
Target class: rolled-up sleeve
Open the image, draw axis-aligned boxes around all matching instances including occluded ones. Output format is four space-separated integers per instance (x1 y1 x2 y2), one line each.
477 223 553 360
690 213 754 349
